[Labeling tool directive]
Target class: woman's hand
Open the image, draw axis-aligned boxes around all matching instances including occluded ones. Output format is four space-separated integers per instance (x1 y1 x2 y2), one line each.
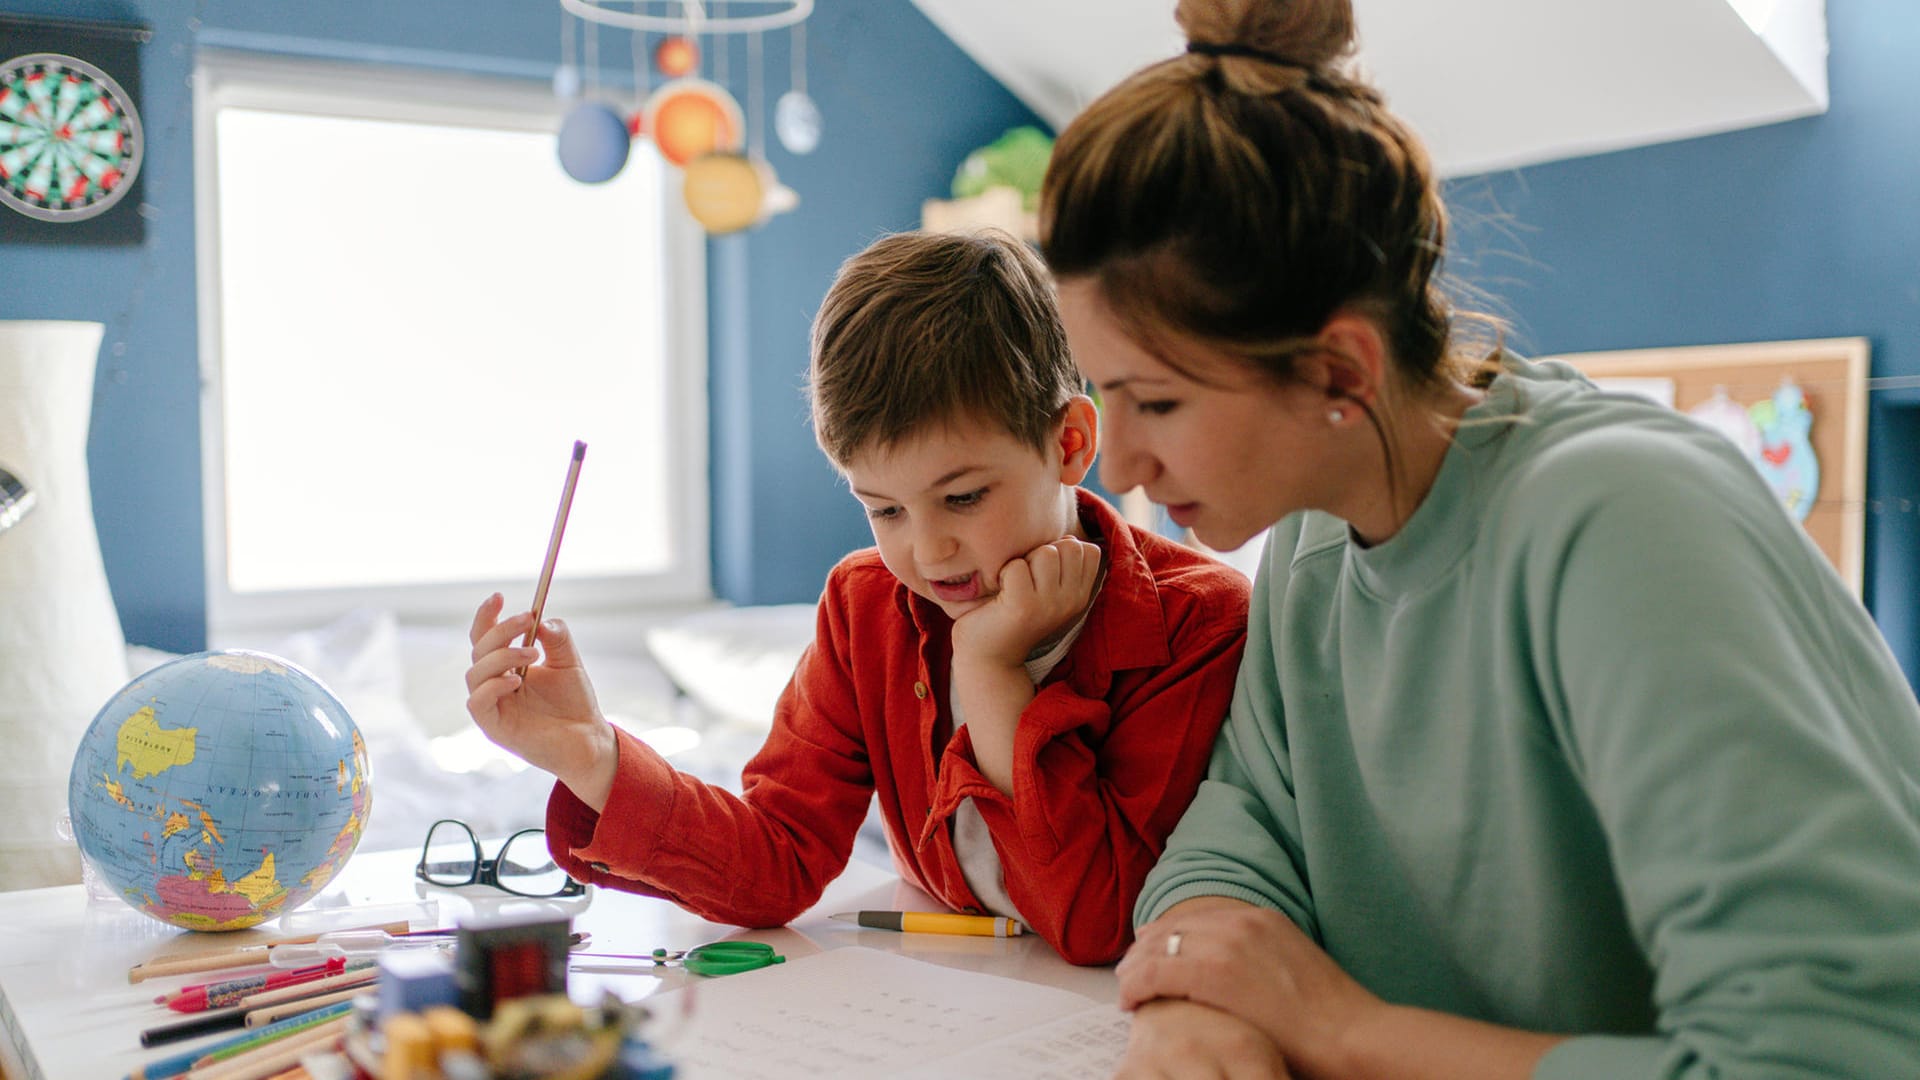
1120 899 1382 1078
464 592 618 810
1115 999 1291 1079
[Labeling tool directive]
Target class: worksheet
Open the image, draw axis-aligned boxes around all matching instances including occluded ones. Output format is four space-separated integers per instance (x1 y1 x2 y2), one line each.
645 946 1129 1078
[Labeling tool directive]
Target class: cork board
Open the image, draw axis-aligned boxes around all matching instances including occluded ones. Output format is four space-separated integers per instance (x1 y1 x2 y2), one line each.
1549 338 1870 595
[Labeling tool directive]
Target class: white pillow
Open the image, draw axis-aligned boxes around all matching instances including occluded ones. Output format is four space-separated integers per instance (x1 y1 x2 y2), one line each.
644 604 817 730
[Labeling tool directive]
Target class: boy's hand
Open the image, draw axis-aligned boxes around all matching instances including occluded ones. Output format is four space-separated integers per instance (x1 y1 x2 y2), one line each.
464 593 619 810
951 536 1102 669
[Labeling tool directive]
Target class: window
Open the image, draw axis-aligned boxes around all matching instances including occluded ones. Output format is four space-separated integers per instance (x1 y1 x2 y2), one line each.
194 52 707 636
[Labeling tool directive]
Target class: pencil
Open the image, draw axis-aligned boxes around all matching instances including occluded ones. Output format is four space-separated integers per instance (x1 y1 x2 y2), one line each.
830 910 1025 937
516 440 586 677
244 986 374 1028
193 1014 349 1068
235 967 377 1011
186 1018 347 1080
128 1001 355 1080
128 920 410 984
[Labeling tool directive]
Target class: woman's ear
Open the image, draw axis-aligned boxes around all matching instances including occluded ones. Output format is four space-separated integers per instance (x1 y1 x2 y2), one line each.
1301 311 1391 412
1056 395 1099 484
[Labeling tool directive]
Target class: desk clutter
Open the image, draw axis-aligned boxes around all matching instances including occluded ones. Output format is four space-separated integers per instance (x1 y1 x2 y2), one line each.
126 914 677 1080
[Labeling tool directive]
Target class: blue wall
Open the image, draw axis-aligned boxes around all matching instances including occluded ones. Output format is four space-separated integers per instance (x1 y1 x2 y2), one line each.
1444 0 1920 685
17 0 1912 684
703 2 1045 604
0 0 1039 651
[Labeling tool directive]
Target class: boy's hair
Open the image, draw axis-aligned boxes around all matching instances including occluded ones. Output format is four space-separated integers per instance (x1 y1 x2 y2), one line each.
807 230 1077 468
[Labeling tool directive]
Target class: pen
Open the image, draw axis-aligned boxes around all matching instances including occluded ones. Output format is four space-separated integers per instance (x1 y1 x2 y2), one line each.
234 966 377 1012
139 1005 251 1048
830 910 1025 938
139 972 371 1047
516 439 586 678
158 958 350 1012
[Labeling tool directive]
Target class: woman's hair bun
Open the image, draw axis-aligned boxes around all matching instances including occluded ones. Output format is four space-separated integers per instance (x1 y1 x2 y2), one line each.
1176 0 1356 72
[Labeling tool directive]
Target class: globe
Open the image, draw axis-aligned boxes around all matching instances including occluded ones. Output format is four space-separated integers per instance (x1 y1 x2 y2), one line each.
66 650 371 931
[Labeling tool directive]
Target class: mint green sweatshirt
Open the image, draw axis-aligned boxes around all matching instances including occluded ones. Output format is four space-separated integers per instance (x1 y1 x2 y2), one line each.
1138 354 1920 1077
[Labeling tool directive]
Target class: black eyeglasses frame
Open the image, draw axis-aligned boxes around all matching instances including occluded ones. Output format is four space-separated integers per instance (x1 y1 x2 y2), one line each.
414 818 586 898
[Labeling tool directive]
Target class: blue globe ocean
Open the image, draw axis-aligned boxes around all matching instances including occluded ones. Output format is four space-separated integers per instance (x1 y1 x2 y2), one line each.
66 651 372 931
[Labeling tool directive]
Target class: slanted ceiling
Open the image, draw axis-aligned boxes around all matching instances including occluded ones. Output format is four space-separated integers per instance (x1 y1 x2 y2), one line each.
910 0 1828 177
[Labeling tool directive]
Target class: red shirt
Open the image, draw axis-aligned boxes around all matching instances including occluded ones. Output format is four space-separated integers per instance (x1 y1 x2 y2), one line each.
546 489 1249 965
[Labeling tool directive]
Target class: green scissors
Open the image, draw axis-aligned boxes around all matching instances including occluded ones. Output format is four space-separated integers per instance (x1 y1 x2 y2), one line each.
570 940 785 976
647 941 784 977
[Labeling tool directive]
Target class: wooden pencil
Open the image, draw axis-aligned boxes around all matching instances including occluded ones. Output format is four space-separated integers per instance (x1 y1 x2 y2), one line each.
234 967 377 1011
128 920 410 984
244 986 374 1028
186 1018 347 1080
515 439 586 677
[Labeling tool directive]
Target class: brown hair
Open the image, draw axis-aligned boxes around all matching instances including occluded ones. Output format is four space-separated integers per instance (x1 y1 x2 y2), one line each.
808 230 1078 468
1040 0 1484 401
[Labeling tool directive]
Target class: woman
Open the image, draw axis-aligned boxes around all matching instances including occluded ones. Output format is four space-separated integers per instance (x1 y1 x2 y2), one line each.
1040 1 1920 1076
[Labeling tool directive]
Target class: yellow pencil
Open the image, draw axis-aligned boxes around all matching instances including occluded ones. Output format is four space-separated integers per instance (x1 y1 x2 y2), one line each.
830 910 1024 937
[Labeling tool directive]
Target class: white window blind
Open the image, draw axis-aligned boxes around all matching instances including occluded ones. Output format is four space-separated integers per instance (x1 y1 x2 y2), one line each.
195 52 708 634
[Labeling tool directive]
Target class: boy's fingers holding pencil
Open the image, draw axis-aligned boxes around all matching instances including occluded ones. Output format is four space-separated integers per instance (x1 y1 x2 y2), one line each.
470 608 536 661
466 645 539 693
531 617 583 669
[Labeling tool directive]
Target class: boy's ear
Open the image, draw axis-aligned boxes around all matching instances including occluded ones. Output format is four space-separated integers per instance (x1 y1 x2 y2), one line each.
1056 395 1099 484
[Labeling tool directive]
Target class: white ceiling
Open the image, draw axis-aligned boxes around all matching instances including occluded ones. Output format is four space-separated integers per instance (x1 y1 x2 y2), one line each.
910 0 1828 177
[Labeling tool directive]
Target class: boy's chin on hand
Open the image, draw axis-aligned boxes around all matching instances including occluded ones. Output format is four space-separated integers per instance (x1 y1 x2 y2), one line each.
929 571 985 603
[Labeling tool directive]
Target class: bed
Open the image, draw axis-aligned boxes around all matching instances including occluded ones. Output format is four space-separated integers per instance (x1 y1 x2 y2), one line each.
142 602 882 866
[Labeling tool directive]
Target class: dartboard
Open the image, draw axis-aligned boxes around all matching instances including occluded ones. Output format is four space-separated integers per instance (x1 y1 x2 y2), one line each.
0 52 143 223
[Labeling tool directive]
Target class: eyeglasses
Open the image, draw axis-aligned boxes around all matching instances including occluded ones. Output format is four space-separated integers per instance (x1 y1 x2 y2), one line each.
415 819 586 898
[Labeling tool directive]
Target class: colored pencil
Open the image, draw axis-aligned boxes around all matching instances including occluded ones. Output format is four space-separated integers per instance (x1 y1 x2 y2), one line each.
515 440 586 678
189 1014 347 1068
187 1017 348 1080
128 1001 353 1078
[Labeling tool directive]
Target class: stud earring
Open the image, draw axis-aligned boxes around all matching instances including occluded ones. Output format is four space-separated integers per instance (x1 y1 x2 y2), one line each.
1328 408 1346 424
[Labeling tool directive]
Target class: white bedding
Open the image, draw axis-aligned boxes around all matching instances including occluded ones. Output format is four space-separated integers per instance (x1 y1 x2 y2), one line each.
145 604 843 862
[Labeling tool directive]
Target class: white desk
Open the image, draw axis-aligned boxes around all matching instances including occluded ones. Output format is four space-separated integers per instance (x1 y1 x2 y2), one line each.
0 845 1116 1080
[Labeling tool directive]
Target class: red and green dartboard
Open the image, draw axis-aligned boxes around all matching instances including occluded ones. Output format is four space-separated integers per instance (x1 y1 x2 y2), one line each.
0 52 143 222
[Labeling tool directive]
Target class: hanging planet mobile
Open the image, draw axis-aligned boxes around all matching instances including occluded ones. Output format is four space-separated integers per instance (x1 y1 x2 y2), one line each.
0 52 144 223
775 90 821 155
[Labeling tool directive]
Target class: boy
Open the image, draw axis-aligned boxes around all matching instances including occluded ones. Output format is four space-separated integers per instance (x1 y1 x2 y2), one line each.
464 231 1248 965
